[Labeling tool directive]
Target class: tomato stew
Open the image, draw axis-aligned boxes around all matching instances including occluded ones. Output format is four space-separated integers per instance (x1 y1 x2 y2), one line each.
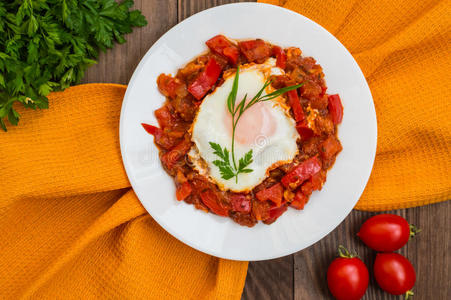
142 35 343 227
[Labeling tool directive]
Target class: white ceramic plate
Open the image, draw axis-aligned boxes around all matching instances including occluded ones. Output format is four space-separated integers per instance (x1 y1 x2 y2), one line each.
120 3 377 261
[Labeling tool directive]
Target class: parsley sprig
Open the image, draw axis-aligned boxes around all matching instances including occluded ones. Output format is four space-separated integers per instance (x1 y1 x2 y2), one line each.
0 0 147 131
209 65 303 183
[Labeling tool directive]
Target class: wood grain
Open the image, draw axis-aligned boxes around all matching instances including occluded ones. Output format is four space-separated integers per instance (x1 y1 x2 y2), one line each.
81 1 451 299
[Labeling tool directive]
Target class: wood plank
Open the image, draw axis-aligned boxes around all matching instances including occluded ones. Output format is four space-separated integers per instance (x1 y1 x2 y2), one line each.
177 0 251 22
82 0 178 84
242 255 294 300
292 201 450 300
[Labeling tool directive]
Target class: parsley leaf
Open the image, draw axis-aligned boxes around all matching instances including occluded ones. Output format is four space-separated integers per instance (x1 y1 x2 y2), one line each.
210 143 254 183
0 0 147 131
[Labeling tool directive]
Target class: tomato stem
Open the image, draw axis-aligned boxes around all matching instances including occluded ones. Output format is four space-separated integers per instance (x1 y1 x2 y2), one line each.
337 245 358 258
409 224 421 239
405 290 414 299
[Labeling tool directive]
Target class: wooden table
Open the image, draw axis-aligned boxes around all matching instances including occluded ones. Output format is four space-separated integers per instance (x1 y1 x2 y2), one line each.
83 1 451 299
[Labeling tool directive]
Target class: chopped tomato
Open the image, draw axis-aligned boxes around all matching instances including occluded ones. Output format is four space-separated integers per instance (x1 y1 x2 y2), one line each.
328 94 343 124
176 182 192 201
161 139 191 169
281 156 322 189
310 170 326 191
188 58 222 100
238 39 272 63
206 35 239 64
301 180 315 197
157 74 185 99
296 121 314 140
265 204 288 224
154 106 174 128
252 200 271 221
287 89 305 122
141 123 162 137
320 135 342 161
142 123 178 149
290 190 308 210
255 183 284 207
200 190 229 216
230 194 251 213
300 80 322 99
272 46 286 69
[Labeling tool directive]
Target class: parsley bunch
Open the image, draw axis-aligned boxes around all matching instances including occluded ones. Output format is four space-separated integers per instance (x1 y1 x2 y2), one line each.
0 0 147 131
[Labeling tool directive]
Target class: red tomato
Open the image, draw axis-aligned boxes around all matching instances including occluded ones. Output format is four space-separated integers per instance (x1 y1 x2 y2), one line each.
357 214 419 252
327 246 369 300
374 253 416 296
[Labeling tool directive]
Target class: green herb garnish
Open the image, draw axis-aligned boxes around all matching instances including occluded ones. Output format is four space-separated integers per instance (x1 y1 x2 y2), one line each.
209 66 303 183
0 0 147 131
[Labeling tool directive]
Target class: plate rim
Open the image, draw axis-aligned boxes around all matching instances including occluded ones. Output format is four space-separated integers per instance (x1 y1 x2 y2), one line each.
119 2 377 261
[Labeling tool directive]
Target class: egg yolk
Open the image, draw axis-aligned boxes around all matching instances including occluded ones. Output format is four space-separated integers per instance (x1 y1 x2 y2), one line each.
223 100 277 145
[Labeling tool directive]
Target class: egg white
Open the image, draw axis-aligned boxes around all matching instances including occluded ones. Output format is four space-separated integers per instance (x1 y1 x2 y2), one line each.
188 58 300 192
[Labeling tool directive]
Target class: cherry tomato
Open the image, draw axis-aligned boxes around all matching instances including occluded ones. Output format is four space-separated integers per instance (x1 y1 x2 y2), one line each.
357 214 420 252
327 246 369 300
374 253 416 297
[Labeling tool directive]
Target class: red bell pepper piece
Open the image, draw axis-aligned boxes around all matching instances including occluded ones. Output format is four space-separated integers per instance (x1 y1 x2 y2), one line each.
238 39 272 63
188 58 222 100
141 123 162 137
161 139 191 169
255 183 284 207
328 94 343 124
230 194 251 213
176 182 192 201
142 123 180 150
290 190 308 210
287 89 305 122
200 190 229 216
281 156 322 189
296 120 314 141
272 46 286 69
206 35 239 64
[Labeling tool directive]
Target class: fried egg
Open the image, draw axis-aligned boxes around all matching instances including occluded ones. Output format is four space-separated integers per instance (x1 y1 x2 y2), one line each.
189 58 300 192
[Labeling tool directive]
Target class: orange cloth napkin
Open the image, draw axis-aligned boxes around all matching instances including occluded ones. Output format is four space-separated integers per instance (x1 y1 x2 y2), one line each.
260 0 451 210
0 84 247 299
